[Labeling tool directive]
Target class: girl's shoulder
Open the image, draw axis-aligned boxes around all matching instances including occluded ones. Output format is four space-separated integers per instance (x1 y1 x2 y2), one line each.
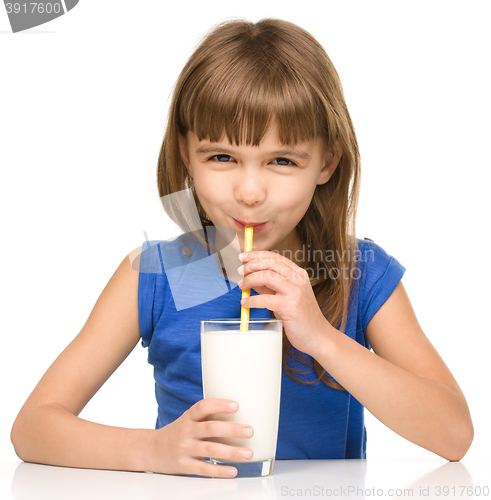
138 231 210 273
353 237 406 333
354 237 405 280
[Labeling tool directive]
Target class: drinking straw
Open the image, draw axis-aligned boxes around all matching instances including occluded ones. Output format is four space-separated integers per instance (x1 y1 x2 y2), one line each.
240 226 254 332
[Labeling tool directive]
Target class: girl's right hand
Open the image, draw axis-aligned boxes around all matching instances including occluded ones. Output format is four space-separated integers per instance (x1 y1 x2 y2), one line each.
144 398 254 478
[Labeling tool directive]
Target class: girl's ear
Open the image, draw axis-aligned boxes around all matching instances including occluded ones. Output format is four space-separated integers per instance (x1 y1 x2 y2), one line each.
317 139 343 185
178 133 192 177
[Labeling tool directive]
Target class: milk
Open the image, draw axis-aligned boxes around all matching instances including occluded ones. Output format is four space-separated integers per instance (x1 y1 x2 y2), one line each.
201 329 282 462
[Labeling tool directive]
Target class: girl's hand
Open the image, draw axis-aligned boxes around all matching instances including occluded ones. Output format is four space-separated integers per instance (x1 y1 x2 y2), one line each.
238 251 329 355
144 398 254 478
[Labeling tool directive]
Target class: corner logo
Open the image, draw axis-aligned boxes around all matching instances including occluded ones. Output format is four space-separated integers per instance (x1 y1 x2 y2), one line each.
3 0 79 33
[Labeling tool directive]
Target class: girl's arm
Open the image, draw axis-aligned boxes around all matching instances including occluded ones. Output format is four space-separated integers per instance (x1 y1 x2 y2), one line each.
11 250 253 478
10 250 151 471
237 251 473 462
310 281 474 461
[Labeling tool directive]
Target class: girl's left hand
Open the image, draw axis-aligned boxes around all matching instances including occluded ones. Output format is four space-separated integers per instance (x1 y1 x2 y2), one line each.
237 251 330 356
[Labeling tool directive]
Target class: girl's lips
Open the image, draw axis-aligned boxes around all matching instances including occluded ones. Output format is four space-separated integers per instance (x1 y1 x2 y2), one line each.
232 218 268 233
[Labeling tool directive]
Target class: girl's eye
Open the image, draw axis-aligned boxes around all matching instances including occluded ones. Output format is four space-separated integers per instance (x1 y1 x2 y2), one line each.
210 154 235 162
272 157 296 167
208 155 296 167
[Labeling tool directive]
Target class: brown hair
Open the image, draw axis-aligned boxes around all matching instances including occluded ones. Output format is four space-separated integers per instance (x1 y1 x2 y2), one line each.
157 18 361 389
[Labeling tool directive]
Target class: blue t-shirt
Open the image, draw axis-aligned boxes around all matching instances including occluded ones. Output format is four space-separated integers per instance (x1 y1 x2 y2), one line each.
138 227 406 459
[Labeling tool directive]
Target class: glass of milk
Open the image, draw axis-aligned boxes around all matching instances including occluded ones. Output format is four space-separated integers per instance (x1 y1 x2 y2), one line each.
201 319 283 477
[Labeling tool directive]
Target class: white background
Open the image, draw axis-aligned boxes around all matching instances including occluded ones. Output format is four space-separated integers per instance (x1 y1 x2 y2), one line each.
1 0 490 465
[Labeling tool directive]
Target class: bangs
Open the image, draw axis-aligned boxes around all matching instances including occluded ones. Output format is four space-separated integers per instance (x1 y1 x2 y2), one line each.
178 53 331 147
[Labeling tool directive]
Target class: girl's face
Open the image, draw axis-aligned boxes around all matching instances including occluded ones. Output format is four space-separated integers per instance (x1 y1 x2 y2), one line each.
179 124 341 257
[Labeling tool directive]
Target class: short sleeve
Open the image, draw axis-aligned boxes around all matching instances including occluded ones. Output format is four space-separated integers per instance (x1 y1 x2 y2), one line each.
359 240 406 332
138 240 163 348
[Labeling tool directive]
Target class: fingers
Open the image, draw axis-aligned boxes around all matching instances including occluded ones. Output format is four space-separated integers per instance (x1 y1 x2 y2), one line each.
240 269 308 296
161 399 257 479
187 459 239 479
241 292 281 311
239 253 309 285
188 399 255 444
195 439 254 462
240 250 291 266
188 398 239 422
196 419 254 440
240 250 300 272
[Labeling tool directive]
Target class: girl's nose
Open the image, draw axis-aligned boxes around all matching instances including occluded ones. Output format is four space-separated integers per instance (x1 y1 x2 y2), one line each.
234 177 267 206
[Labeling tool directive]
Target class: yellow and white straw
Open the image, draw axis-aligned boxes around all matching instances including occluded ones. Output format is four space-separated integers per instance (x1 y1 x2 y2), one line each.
240 226 254 332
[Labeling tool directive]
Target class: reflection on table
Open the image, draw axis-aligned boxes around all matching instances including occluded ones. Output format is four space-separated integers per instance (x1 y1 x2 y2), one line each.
6 458 484 500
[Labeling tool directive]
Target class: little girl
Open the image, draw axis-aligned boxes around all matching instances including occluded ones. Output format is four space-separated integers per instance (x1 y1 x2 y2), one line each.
11 18 473 479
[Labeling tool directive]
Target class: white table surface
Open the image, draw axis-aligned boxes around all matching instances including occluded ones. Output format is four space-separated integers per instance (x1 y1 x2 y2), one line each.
1 459 489 500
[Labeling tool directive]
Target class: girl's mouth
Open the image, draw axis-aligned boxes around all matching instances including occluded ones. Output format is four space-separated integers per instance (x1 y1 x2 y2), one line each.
232 218 268 233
